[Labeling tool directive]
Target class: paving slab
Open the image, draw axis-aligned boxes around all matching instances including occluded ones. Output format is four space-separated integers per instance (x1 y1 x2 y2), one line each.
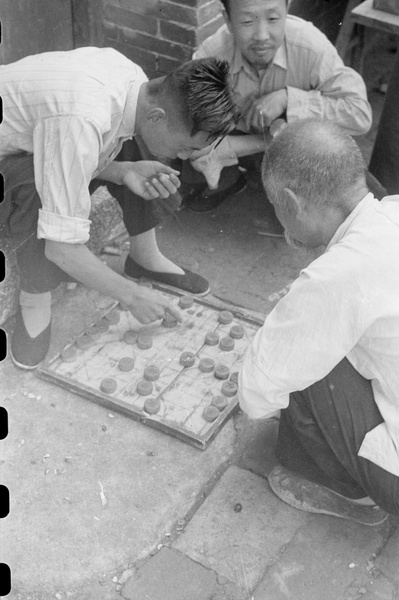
234 415 280 478
252 512 392 600
122 547 246 600
354 573 399 600
172 465 308 592
375 526 399 583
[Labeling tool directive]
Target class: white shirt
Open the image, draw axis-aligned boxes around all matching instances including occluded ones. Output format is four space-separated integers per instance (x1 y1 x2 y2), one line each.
239 194 399 476
193 16 372 136
0 47 148 244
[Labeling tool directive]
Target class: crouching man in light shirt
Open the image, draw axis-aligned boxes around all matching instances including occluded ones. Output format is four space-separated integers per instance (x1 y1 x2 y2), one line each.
0 48 240 369
239 118 399 525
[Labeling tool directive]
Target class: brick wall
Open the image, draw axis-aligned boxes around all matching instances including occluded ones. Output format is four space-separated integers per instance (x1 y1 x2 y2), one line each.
102 0 224 78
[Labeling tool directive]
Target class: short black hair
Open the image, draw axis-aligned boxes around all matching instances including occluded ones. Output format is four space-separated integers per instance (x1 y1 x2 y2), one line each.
221 0 289 17
161 57 241 139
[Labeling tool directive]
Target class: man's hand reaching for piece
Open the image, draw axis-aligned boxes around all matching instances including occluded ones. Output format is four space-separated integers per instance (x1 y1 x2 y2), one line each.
45 240 183 326
120 284 183 325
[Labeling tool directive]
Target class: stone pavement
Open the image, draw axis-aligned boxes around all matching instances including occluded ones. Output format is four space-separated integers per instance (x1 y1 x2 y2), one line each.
2 173 399 600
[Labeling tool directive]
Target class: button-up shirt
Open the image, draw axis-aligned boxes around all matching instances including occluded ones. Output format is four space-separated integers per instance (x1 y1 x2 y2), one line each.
193 16 372 136
239 193 399 476
0 47 147 244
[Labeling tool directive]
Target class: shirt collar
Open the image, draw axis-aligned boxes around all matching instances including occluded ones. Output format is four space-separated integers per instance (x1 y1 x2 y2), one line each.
271 41 287 70
119 80 146 138
326 192 376 250
231 38 288 77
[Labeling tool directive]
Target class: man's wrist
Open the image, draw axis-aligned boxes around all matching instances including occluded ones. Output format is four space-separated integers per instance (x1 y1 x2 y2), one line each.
97 161 132 185
119 162 135 186
117 276 143 307
228 134 265 157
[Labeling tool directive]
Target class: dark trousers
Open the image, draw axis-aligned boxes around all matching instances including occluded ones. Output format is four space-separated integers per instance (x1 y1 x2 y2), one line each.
288 0 349 44
369 48 399 194
0 139 181 293
277 358 399 515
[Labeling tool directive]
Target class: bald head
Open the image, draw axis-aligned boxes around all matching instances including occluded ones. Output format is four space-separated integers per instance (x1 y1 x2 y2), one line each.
262 119 368 212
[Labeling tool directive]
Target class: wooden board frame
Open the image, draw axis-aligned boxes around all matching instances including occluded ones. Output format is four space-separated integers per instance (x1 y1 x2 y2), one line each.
37 285 266 450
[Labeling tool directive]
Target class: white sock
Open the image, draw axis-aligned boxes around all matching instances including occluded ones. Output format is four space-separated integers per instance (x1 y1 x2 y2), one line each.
19 290 52 338
129 229 184 275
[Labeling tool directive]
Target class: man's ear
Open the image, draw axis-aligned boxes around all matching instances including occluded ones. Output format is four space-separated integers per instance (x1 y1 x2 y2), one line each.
283 187 306 219
146 107 166 124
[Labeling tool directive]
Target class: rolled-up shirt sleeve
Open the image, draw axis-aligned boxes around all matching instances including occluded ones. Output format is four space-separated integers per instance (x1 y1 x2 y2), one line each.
33 116 101 244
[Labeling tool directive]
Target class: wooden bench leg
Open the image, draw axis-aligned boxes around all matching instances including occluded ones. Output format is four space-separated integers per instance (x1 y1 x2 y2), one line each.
335 0 363 62
366 170 387 200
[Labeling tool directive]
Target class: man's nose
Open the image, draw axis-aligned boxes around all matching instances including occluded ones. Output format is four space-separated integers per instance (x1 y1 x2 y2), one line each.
253 19 271 41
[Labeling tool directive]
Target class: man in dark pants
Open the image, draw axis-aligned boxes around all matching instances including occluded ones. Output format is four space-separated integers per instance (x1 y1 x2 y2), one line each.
182 0 372 213
369 48 399 195
288 0 349 44
239 119 399 524
0 47 240 369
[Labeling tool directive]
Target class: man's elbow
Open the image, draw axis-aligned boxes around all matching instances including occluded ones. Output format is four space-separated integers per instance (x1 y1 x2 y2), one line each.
345 101 373 136
352 111 372 136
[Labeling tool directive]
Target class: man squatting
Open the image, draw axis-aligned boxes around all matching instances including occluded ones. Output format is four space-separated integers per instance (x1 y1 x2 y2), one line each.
182 0 372 212
239 119 399 523
0 50 240 369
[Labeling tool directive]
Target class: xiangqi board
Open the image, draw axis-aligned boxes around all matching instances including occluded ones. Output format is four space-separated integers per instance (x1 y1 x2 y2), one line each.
37 288 264 449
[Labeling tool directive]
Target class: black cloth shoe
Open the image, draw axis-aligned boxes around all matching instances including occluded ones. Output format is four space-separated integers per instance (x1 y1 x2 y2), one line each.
184 172 247 214
10 306 52 370
268 465 388 526
124 255 210 296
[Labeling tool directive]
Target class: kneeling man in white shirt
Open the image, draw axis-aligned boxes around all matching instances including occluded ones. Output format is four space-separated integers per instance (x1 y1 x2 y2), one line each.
239 118 399 525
